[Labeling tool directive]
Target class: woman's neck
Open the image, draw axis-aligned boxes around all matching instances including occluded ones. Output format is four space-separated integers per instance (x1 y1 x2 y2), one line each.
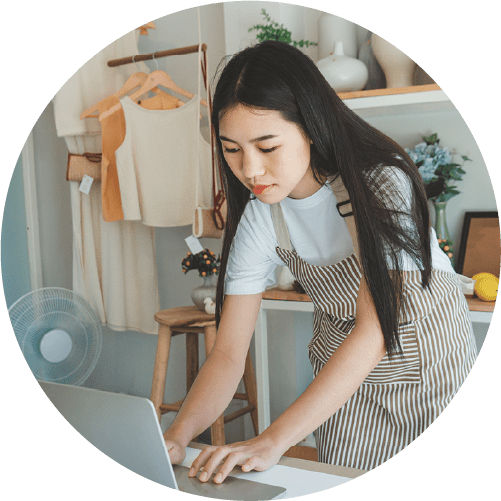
288 169 326 199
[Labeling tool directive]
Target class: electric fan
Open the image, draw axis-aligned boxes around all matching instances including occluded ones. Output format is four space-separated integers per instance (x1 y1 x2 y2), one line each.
8 287 103 385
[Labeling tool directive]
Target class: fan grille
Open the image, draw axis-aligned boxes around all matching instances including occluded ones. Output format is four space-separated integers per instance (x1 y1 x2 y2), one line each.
9 288 102 385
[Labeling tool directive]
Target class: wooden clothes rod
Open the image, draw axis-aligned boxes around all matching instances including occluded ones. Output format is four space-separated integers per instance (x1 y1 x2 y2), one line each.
107 43 207 67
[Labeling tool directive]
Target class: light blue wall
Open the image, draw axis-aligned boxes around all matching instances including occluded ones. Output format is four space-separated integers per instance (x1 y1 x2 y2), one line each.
1 157 31 309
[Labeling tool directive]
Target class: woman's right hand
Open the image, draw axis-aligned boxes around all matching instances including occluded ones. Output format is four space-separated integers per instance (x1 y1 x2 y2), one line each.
164 436 187 465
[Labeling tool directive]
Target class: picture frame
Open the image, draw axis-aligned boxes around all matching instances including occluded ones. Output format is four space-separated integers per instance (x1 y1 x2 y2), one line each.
455 211 500 277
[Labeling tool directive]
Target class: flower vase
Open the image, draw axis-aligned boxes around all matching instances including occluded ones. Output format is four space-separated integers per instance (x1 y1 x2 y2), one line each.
191 275 217 312
318 13 358 59
316 41 368 92
433 201 455 267
371 34 416 88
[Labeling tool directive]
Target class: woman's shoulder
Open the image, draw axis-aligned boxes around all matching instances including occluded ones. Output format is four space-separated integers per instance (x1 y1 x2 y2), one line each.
240 196 274 227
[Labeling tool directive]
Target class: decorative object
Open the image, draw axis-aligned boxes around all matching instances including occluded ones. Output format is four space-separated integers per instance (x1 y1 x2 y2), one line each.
318 12 358 59
414 65 435 85
457 274 475 295
434 205 454 261
355 25 370 50
456 212 500 278
249 9 318 48
181 248 221 311
317 41 368 92
191 275 218 311
473 274 498 302
371 34 416 88
406 133 472 266
357 34 386 90
203 297 216 314
405 133 471 203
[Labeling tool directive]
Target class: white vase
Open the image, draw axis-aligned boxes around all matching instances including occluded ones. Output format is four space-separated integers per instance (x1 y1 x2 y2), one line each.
356 25 370 48
371 34 416 88
318 13 358 59
358 35 386 90
191 275 217 311
317 41 368 92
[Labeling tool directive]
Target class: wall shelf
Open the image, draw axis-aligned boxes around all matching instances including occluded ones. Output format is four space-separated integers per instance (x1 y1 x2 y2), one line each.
339 84 455 118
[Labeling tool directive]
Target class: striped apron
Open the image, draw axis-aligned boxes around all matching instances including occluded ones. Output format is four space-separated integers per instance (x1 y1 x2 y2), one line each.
270 203 478 470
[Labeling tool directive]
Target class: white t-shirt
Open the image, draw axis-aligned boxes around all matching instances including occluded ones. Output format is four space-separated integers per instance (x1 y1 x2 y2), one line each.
224 168 454 295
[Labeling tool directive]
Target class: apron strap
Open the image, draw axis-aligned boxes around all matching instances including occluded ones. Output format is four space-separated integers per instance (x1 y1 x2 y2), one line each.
329 176 360 258
270 204 294 251
271 176 359 256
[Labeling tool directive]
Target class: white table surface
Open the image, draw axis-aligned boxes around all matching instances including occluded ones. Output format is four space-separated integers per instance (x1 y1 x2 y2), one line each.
181 445 355 498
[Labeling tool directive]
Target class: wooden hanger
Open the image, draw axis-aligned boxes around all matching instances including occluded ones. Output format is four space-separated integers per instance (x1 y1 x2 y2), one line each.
138 21 156 35
80 71 150 119
99 69 207 121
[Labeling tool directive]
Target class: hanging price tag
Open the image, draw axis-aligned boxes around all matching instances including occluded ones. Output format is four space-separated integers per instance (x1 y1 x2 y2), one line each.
185 235 204 255
79 175 94 195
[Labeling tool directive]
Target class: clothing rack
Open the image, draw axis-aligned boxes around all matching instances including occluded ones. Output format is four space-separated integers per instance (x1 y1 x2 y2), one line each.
106 42 224 231
107 43 207 67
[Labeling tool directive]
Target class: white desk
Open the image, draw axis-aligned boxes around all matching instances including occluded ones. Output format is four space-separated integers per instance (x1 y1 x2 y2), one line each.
254 289 494 433
183 442 363 498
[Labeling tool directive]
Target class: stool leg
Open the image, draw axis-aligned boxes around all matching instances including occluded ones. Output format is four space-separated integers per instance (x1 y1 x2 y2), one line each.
150 324 172 422
204 325 226 446
186 333 199 392
242 351 259 437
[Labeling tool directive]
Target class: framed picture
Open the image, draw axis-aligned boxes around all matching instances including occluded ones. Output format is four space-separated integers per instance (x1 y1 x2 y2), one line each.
456 211 500 277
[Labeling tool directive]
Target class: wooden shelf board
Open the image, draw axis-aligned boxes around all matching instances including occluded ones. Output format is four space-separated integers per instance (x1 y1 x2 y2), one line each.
336 83 453 117
338 83 441 100
263 288 495 313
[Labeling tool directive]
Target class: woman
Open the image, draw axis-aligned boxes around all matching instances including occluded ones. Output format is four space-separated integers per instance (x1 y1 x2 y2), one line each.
163 41 477 483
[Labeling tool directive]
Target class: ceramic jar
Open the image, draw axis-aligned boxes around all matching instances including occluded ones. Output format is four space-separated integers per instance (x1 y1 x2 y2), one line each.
191 275 217 311
358 35 386 90
371 34 416 88
318 13 358 59
317 41 368 92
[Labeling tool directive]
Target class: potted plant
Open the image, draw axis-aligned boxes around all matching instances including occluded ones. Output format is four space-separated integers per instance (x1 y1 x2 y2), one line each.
182 248 221 311
248 8 318 48
406 133 471 266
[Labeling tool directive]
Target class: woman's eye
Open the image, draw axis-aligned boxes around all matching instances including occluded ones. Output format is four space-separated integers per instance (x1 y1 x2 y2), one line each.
259 146 279 153
223 147 240 153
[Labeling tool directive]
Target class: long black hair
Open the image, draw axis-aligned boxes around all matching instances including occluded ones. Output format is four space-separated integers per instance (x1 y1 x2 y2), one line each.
212 41 431 355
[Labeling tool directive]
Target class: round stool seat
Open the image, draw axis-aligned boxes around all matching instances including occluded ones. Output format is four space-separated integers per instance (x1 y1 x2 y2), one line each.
154 306 214 328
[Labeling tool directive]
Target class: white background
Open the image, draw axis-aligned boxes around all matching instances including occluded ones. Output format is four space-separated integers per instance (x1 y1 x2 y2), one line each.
1 1 499 500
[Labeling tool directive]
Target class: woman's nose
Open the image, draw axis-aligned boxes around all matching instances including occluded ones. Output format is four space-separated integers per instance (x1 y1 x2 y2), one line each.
242 152 265 180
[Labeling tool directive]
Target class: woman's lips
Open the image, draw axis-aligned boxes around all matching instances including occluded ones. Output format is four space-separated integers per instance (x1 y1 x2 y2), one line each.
252 184 273 195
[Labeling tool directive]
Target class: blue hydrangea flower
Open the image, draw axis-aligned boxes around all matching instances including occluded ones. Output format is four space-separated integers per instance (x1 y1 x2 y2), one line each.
406 140 453 184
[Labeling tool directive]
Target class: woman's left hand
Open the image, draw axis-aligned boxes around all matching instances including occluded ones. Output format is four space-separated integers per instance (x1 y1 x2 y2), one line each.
188 435 284 484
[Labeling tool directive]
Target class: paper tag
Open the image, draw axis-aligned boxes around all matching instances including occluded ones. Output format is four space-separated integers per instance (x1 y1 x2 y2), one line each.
79 175 94 195
185 235 204 255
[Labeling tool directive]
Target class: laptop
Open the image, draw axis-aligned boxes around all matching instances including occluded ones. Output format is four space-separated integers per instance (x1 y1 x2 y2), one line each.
39 381 286 500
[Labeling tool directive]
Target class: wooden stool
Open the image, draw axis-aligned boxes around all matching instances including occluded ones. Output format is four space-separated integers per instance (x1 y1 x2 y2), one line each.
150 306 259 445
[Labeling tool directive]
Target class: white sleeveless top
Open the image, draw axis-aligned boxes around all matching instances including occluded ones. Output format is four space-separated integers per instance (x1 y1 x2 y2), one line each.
115 95 212 227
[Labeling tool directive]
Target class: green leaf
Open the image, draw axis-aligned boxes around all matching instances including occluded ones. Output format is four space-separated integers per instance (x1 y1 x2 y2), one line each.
423 133 439 145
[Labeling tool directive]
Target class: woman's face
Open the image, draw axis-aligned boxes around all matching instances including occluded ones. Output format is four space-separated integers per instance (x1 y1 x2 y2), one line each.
218 104 320 202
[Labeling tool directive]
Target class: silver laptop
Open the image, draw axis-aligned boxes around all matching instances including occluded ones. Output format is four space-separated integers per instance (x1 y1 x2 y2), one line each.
39 381 286 500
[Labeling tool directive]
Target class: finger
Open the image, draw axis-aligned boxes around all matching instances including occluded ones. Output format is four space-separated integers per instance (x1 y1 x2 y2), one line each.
241 455 264 473
197 447 233 482
188 447 216 477
213 452 246 484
